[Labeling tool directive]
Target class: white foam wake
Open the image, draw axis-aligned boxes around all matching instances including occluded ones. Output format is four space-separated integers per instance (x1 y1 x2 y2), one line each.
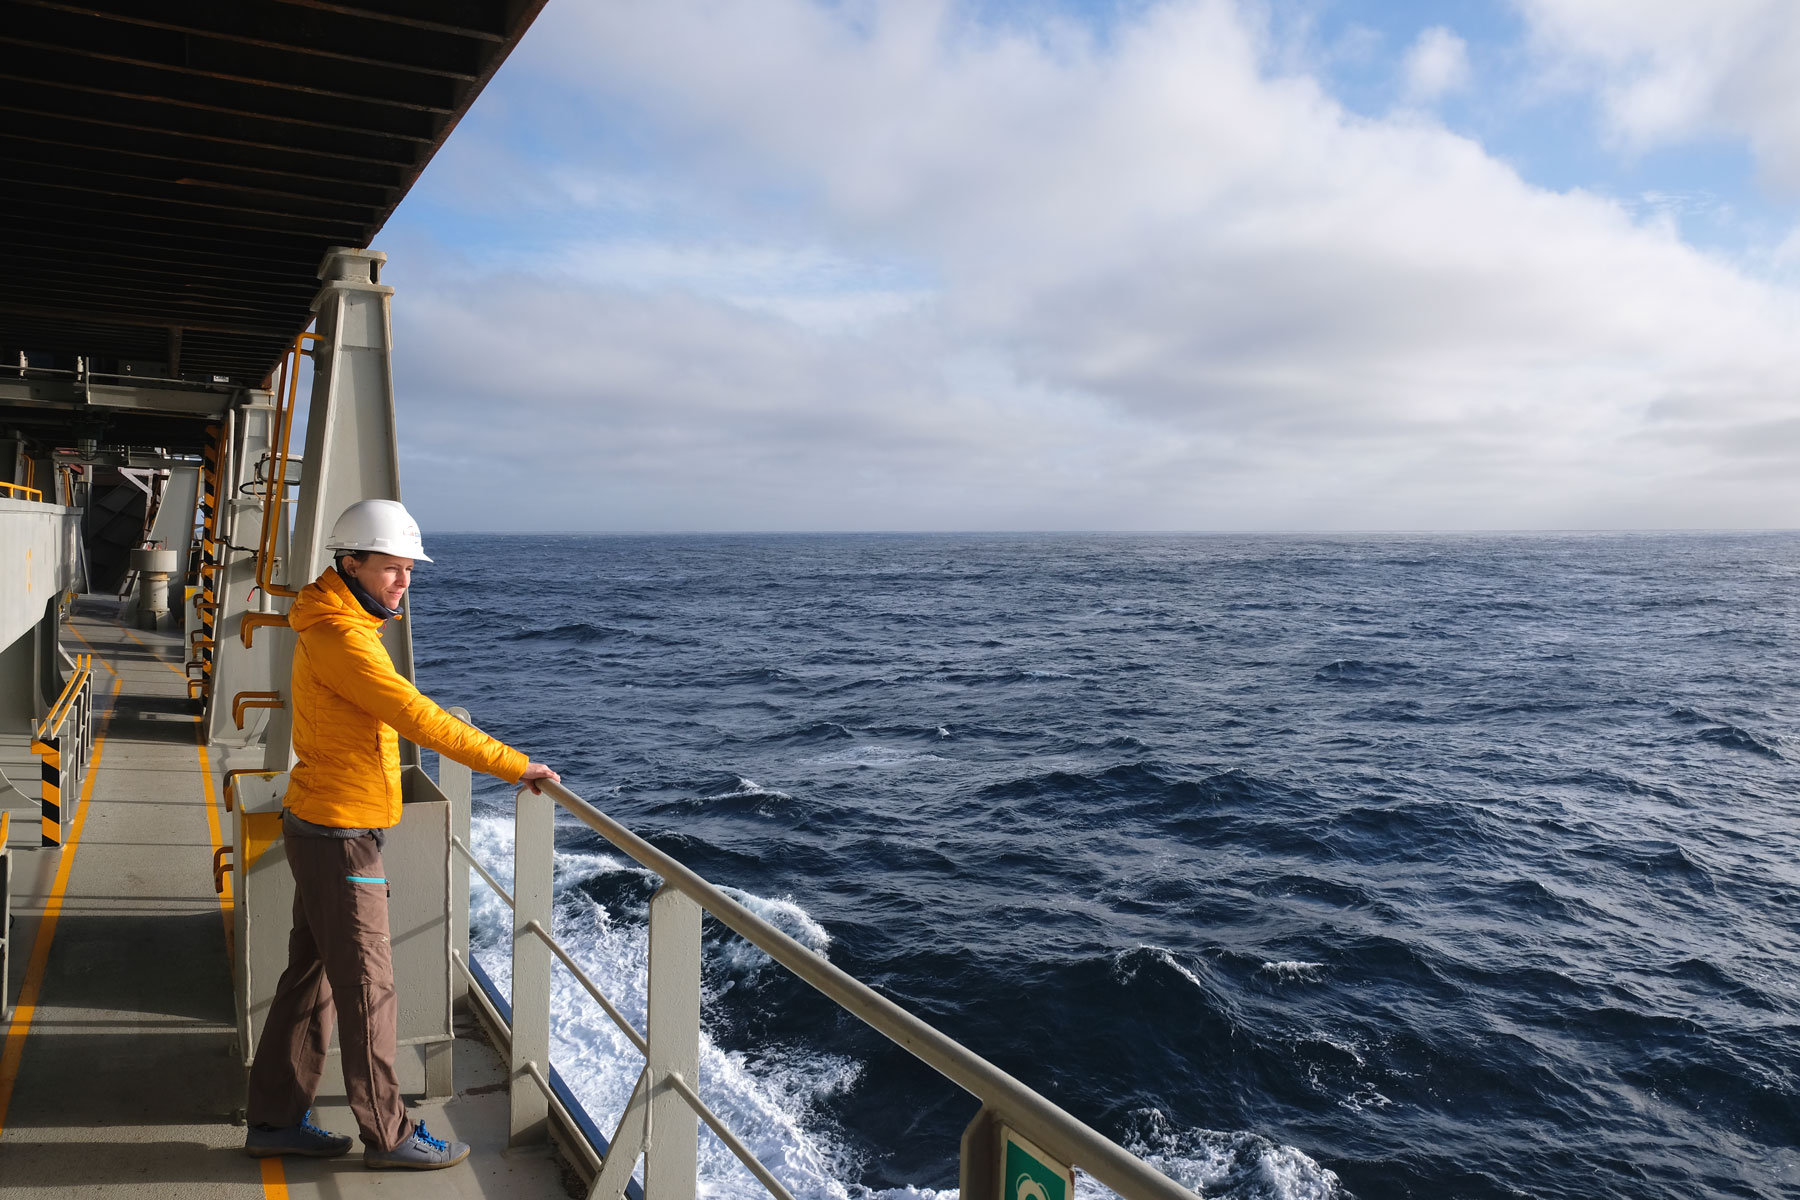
1104 1110 1347 1200
464 818 1346 1200
466 816 860 1200
715 885 832 976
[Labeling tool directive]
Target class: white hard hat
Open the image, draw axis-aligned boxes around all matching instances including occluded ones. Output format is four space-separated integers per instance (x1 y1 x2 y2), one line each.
326 499 432 562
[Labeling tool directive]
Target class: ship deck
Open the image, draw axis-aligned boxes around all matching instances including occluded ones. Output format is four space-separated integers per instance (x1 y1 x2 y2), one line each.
0 604 571 1198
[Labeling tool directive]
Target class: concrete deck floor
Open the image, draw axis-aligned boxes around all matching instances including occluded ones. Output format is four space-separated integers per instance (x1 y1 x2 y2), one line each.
0 603 574 1198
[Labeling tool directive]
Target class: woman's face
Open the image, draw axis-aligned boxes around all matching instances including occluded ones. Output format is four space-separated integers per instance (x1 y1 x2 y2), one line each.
343 552 413 610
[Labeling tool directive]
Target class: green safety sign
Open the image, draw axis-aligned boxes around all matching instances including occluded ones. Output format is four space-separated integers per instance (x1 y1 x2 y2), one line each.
1000 1125 1074 1200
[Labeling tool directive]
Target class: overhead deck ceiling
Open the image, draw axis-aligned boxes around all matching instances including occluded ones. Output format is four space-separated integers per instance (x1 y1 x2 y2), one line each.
0 0 547 389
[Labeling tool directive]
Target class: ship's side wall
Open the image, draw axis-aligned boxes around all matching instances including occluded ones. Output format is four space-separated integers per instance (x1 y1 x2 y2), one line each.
0 500 80 654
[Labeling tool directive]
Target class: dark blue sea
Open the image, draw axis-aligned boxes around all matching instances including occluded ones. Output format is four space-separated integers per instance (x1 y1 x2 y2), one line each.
412 532 1800 1200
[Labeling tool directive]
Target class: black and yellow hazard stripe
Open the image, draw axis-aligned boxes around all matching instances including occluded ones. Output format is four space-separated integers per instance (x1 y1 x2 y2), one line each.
188 421 227 701
35 736 61 847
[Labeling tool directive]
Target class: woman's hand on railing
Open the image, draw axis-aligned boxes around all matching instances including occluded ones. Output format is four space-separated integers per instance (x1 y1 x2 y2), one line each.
518 763 561 794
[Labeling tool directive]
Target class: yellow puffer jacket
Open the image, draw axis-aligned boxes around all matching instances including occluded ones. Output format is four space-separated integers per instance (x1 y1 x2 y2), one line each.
285 567 527 829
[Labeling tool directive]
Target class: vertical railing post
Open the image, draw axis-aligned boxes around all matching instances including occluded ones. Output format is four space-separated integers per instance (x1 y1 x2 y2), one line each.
74 673 89 799
443 707 474 1012
644 884 701 1200
72 681 83 792
511 783 553 1145
39 734 60 847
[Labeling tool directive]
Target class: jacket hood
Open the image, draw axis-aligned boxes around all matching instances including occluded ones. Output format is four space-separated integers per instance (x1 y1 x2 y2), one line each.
288 568 391 635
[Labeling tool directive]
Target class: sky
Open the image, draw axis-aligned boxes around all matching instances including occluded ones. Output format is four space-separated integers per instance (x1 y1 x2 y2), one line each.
375 0 1800 532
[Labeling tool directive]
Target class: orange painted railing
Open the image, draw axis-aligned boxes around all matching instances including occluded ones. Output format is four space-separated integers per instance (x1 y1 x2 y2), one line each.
255 330 320 600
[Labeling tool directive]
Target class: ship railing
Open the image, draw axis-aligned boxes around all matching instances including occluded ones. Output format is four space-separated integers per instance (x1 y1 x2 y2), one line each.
2 362 234 391
0 811 13 1017
30 654 93 848
450 768 1199 1200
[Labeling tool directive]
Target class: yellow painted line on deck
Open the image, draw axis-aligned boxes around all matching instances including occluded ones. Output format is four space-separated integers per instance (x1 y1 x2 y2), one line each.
120 624 189 680
259 1155 291 1197
123 633 273 1192
64 624 120 680
0 674 124 1135
197 740 234 961
65 621 284 1195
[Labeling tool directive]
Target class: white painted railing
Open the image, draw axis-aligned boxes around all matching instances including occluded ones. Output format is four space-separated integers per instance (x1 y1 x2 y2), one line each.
451 767 1198 1200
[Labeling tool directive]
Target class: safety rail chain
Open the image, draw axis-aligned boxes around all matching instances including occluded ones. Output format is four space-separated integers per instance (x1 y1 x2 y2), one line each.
29 655 93 848
454 775 1199 1200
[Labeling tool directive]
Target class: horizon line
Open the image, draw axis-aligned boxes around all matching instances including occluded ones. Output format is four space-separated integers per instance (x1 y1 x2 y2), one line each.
418 526 1800 537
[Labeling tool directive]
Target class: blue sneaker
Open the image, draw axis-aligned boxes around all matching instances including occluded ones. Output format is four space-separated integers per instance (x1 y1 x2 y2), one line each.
245 1110 353 1158
363 1121 470 1170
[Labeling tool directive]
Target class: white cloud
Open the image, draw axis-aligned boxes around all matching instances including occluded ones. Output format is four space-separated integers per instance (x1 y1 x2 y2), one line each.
538 239 929 332
1517 0 1800 191
1402 26 1471 104
388 268 1167 531
387 0 1800 530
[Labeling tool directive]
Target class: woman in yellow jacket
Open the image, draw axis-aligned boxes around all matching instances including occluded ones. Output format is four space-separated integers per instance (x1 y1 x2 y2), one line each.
244 500 557 1169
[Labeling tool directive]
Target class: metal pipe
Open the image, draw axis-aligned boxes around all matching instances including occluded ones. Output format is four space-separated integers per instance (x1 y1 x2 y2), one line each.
254 330 317 599
533 779 1198 1200
35 657 91 742
664 1071 800 1200
521 918 649 1057
251 340 290 596
200 407 232 565
231 690 282 729
451 949 481 992
450 834 516 910
522 1059 607 1177
456 955 631 1190
239 611 288 648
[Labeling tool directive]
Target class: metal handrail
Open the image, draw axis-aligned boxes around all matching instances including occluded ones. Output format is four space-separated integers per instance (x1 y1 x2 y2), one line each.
30 656 92 849
232 690 283 729
460 825 796 1199
531 778 1198 1200
524 1059 558 1107
222 768 280 813
450 835 648 1053
520 919 649 1057
0 481 43 501
254 329 318 600
451 833 517 909
240 611 289 648
664 1071 801 1200
34 655 91 743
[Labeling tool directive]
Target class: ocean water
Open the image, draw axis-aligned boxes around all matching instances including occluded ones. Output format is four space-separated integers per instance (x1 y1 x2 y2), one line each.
411 532 1800 1200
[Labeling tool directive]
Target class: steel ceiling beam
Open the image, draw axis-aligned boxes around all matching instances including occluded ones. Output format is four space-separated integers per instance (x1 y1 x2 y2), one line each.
0 0 549 393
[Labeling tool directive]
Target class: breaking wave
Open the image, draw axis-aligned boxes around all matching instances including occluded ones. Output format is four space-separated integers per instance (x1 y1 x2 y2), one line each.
421 531 1800 1200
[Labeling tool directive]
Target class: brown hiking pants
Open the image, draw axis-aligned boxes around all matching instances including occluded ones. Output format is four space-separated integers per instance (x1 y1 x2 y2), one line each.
245 832 409 1151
